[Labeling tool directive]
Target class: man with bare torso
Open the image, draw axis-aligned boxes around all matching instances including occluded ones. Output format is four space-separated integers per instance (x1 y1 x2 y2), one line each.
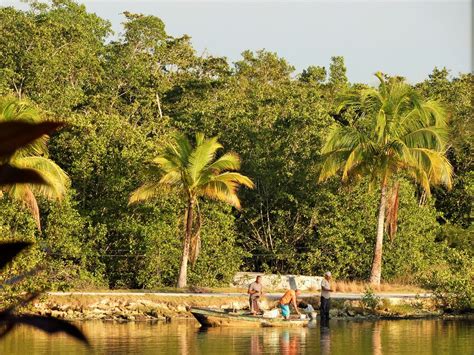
279 288 302 320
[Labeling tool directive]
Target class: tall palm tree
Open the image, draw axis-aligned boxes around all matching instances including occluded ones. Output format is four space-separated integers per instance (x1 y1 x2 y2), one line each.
0 96 69 230
129 133 254 288
318 73 452 285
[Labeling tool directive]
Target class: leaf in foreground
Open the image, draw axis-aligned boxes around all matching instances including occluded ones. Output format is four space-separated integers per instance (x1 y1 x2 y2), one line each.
0 164 46 185
0 121 63 158
0 242 32 269
0 314 89 346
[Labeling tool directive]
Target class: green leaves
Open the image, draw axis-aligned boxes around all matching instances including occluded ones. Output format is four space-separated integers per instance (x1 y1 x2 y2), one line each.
131 133 253 208
0 1 470 295
187 136 222 186
319 73 452 192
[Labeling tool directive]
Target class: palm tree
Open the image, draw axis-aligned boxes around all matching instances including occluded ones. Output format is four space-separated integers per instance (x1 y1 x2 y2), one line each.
318 73 452 285
129 133 254 288
0 96 69 229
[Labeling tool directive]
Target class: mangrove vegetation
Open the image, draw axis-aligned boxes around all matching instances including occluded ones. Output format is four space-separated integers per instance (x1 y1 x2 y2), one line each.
0 1 472 310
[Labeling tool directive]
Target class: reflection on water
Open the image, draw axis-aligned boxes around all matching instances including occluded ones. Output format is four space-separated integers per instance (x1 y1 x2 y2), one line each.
1 318 473 354
372 321 382 355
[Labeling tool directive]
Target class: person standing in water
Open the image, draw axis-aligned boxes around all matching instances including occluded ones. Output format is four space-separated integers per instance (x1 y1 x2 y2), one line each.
248 275 264 315
320 271 333 326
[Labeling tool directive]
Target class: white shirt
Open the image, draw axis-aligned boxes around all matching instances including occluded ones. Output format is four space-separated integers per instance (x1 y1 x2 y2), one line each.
321 279 331 299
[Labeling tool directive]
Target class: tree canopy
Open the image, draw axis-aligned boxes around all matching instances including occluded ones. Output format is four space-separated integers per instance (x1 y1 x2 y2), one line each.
0 1 471 292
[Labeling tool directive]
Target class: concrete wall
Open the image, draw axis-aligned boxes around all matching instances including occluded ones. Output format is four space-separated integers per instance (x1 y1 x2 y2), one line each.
233 272 323 291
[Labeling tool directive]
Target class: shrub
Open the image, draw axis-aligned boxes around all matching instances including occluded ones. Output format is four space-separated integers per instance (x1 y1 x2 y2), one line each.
361 286 381 311
418 250 474 312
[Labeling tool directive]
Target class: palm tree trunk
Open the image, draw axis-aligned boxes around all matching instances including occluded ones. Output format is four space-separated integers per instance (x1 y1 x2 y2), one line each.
177 199 194 288
369 182 388 285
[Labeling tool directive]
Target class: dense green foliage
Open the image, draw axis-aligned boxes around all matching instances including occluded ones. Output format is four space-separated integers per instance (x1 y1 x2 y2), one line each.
418 249 474 312
0 1 471 297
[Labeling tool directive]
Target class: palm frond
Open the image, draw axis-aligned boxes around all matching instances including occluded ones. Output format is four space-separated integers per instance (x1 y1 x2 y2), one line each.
174 134 193 165
13 156 69 200
187 135 222 186
201 180 242 208
342 144 366 181
375 110 386 143
420 100 447 127
401 127 448 151
321 125 364 154
210 172 255 189
408 148 453 189
152 156 179 172
162 145 187 170
319 72 452 196
319 150 351 182
360 88 384 113
158 171 183 187
129 182 164 204
195 132 205 146
206 152 241 172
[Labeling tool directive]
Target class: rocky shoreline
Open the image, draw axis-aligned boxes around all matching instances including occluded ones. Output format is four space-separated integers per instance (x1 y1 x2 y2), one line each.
25 293 456 323
33 299 184 322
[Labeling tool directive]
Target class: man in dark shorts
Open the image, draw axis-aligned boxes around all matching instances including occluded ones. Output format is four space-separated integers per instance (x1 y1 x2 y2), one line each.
320 271 333 326
248 275 264 315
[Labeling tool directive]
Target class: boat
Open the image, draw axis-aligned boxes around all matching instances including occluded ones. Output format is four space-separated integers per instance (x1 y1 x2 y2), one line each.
190 307 310 328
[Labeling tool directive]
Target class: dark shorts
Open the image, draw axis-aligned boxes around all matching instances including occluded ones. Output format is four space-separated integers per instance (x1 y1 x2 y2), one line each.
320 297 331 319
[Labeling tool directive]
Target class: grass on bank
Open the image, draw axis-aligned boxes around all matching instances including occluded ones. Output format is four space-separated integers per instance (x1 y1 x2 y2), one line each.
331 281 426 294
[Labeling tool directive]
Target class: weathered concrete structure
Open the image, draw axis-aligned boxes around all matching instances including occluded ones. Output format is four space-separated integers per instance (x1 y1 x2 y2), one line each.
233 272 323 291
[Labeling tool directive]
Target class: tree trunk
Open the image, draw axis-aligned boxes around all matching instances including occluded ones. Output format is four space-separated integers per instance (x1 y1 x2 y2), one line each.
155 93 163 119
177 199 194 288
369 182 388 285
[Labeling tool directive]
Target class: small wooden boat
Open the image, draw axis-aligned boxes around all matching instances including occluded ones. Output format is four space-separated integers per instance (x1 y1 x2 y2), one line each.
190 308 310 328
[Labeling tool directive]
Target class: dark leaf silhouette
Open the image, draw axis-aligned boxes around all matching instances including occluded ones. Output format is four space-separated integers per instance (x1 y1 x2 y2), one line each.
0 164 46 185
0 121 63 158
0 315 89 345
0 242 31 269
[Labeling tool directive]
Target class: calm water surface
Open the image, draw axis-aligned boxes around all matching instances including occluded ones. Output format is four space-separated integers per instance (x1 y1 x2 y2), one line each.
1 318 473 354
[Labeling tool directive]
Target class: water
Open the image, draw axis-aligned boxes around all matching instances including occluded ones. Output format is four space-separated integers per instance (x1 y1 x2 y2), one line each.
1 319 473 354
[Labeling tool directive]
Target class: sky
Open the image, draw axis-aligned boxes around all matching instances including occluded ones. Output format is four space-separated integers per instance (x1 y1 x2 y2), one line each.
3 0 472 84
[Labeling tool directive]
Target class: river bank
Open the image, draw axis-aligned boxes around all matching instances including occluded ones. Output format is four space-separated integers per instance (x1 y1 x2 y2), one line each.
23 291 461 322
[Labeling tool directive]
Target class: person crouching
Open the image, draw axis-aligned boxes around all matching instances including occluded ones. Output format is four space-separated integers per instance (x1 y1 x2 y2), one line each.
279 288 302 320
